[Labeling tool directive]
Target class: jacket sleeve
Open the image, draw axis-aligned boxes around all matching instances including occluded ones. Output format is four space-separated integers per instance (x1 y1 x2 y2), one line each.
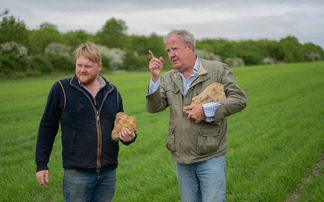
35 81 64 172
214 64 247 123
145 77 169 113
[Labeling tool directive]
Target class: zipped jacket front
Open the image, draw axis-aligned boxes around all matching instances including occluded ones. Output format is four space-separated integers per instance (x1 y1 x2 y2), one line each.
146 58 247 164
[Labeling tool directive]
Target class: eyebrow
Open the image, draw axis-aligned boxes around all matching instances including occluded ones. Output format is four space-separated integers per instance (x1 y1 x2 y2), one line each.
166 45 179 51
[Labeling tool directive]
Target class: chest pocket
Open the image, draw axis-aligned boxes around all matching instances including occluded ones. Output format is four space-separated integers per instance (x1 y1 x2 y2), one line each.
165 85 181 105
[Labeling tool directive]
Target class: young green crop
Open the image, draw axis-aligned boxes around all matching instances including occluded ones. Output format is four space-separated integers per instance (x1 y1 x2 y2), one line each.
0 62 323 201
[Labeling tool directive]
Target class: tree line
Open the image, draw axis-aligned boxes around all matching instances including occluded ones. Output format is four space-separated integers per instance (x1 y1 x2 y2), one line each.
0 16 323 78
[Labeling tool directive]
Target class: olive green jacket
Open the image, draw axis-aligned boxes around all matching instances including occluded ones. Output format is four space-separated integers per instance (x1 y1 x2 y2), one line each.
146 58 247 164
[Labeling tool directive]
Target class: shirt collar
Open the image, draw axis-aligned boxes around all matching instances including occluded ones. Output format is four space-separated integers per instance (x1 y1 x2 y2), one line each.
193 57 199 74
175 56 200 75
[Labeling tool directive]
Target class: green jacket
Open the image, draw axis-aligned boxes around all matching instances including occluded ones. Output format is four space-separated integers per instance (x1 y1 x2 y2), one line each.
146 58 247 164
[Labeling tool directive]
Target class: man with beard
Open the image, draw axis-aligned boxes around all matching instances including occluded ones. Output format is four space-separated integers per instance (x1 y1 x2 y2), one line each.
146 30 247 202
36 42 136 202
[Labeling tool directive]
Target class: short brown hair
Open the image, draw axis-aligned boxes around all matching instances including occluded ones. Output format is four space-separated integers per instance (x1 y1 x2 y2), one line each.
75 42 102 64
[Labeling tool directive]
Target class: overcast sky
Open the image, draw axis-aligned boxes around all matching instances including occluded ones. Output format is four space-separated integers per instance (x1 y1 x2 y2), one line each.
2 0 324 48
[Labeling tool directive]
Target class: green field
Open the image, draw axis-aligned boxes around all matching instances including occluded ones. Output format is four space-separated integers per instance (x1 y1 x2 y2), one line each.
0 62 323 201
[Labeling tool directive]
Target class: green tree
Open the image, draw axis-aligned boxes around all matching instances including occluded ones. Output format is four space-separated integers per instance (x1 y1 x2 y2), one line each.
215 40 238 60
124 33 168 70
120 51 147 71
257 39 284 62
63 30 93 47
28 22 63 55
126 34 165 56
279 36 304 63
0 16 29 47
235 40 262 65
196 39 216 53
302 42 324 61
27 54 54 75
94 18 127 48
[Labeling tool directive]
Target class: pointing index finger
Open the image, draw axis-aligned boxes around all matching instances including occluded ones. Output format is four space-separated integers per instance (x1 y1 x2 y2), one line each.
148 50 154 60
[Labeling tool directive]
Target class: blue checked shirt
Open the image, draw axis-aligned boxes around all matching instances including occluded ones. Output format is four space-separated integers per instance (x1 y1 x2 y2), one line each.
148 58 221 122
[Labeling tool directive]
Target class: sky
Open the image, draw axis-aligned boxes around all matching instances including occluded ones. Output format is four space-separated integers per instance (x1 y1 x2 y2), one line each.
1 0 324 48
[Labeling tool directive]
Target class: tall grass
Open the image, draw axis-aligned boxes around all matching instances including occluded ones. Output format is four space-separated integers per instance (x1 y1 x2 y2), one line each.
0 62 323 201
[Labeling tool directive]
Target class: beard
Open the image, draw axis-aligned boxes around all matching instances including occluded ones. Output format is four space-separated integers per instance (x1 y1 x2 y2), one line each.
76 73 97 85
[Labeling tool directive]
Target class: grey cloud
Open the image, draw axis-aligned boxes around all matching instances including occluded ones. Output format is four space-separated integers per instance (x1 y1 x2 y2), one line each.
2 0 324 48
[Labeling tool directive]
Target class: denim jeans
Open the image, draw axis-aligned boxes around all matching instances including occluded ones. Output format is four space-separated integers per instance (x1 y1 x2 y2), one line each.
176 155 226 202
63 168 116 202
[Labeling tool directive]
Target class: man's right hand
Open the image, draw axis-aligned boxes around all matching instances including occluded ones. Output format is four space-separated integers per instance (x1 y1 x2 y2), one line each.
148 50 163 82
36 170 49 188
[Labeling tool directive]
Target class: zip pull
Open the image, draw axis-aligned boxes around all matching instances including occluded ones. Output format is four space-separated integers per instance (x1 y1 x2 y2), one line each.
97 111 100 121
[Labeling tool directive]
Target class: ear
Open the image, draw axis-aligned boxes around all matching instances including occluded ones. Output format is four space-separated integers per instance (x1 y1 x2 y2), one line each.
187 43 194 52
98 63 103 71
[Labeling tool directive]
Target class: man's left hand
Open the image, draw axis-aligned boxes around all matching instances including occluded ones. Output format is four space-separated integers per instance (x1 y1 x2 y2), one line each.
184 104 205 124
119 127 136 142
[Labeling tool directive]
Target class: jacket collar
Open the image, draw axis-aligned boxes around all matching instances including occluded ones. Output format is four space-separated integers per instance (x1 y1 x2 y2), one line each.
192 58 209 85
198 59 208 76
169 57 210 95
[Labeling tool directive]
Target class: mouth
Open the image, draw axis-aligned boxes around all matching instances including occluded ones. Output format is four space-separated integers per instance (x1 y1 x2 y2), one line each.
77 74 89 80
171 58 179 63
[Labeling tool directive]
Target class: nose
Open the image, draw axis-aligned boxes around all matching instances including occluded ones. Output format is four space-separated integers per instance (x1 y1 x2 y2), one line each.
168 50 175 58
80 65 87 72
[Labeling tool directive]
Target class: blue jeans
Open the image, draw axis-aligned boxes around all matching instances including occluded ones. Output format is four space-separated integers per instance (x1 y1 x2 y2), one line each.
176 155 226 202
63 169 116 202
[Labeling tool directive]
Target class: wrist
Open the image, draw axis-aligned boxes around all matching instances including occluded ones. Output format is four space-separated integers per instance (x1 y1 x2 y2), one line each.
152 76 159 83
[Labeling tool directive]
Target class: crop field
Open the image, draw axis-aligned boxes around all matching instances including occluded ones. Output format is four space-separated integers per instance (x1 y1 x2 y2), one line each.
0 62 323 201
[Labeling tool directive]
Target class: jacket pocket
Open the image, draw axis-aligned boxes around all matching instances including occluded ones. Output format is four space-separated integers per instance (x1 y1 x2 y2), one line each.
165 126 176 152
197 126 221 155
165 86 180 105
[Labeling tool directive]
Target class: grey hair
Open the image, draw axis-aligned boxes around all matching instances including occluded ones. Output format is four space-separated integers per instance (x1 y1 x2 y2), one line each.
163 29 196 51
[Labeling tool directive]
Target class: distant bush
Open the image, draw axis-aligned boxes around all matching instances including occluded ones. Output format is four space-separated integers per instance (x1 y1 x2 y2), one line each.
97 45 125 70
195 49 221 61
262 57 277 65
0 41 28 73
225 58 245 67
46 54 74 72
0 41 28 59
304 52 323 62
101 55 111 72
0 55 15 75
28 54 54 75
45 43 73 58
120 51 147 71
239 52 262 65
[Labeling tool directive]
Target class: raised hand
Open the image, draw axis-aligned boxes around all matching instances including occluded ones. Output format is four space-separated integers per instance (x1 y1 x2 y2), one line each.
148 50 163 82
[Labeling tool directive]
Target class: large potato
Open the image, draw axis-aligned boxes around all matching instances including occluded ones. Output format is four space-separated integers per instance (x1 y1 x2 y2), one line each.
111 112 137 142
